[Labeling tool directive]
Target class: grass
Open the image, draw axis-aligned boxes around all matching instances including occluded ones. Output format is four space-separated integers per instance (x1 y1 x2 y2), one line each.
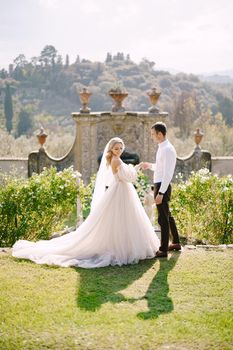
0 249 233 350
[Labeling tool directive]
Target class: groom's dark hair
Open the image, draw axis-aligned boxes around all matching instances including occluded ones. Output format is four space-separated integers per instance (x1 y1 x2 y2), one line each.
151 122 167 136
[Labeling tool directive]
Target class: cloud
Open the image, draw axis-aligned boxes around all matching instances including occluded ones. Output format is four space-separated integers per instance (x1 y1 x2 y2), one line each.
0 0 232 73
38 0 59 9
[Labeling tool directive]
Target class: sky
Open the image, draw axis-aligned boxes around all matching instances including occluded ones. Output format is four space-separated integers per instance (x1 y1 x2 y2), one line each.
0 0 233 75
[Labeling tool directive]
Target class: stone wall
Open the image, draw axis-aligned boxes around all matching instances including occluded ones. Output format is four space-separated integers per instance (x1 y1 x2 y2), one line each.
27 111 168 183
211 157 233 176
0 155 232 181
0 158 28 178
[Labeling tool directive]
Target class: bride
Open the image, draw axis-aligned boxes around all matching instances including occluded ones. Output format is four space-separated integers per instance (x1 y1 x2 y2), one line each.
12 137 160 268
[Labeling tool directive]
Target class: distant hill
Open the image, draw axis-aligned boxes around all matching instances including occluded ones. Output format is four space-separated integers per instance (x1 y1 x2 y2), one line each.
199 74 233 84
208 69 233 78
199 69 233 84
0 47 233 132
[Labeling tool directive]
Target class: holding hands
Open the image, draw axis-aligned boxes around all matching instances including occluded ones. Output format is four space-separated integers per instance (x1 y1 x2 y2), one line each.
135 162 151 171
134 162 144 171
141 162 152 170
135 162 152 170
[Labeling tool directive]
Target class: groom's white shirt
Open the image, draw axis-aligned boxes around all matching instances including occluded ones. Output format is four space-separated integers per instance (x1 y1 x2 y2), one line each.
150 139 177 193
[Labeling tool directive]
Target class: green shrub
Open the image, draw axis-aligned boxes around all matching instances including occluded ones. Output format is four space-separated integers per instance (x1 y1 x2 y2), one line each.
78 174 96 219
170 169 233 244
3 166 231 247
134 170 150 202
0 167 151 247
0 167 79 247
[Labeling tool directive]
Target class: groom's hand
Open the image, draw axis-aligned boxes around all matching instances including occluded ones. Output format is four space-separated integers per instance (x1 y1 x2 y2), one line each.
155 194 163 205
142 162 151 170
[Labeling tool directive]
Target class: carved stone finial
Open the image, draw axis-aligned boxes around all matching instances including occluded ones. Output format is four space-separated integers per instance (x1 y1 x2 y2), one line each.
194 128 204 149
147 87 161 113
108 90 128 112
37 127 48 149
79 87 92 113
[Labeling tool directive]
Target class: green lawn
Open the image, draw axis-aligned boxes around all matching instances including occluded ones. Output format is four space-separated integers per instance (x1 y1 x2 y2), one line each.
0 249 233 350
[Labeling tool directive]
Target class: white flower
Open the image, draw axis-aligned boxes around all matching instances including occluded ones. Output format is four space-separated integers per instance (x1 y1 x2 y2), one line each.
198 168 210 176
199 176 208 183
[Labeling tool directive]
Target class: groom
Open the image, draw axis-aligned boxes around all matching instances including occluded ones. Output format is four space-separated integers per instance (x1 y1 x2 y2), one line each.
143 122 181 257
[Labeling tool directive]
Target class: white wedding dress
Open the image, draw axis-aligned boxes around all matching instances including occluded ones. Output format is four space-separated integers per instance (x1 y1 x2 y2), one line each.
12 162 159 268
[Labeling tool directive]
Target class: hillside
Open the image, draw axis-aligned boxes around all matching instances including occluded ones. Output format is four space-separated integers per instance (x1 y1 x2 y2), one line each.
0 46 233 136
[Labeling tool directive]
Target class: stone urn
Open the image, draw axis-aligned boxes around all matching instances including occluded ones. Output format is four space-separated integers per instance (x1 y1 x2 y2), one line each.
37 127 47 149
79 87 92 113
147 87 161 113
108 89 128 112
194 128 204 149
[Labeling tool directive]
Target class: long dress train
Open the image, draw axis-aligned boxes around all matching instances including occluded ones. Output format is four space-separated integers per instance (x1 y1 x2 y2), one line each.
12 162 160 268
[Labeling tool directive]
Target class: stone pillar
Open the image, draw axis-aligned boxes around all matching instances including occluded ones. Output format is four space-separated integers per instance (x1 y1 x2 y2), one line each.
72 113 98 181
72 111 168 183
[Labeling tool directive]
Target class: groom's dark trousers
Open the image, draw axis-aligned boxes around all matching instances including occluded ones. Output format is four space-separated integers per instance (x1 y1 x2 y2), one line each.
154 182 180 253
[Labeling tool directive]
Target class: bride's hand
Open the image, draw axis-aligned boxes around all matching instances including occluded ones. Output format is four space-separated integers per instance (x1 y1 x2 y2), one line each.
134 162 143 171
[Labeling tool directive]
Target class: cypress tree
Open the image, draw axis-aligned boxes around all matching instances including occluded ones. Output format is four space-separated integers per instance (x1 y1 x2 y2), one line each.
65 54 69 67
17 109 32 137
4 84 13 133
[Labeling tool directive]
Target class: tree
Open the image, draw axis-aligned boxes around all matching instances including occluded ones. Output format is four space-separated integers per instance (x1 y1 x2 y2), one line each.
55 55 63 69
13 54 28 68
4 84 13 133
39 45 58 66
105 52 112 63
75 55 80 64
126 54 131 62
139 58 155 71
12 66 24 81
12 54 28 80
16 109 33 137
31 56 40 67
0 69 8 79
113 52 124 61
215 93 233 126
8 64 14 76
65 54 69 68
173 92 199 137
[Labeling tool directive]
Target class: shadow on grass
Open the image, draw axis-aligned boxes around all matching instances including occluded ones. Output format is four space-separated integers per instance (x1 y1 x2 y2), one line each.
75 258 156 311
137 251 180 319
75 251 180 319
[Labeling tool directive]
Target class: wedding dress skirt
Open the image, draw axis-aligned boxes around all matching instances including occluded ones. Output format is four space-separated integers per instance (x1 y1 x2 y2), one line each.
12 163 160 268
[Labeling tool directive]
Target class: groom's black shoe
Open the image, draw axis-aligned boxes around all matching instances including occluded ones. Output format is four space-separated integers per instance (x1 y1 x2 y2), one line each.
168 243 182 251
155 250 168 258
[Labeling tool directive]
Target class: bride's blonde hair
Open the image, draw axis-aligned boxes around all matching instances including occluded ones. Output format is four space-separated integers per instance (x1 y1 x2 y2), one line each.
105 137 125 166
